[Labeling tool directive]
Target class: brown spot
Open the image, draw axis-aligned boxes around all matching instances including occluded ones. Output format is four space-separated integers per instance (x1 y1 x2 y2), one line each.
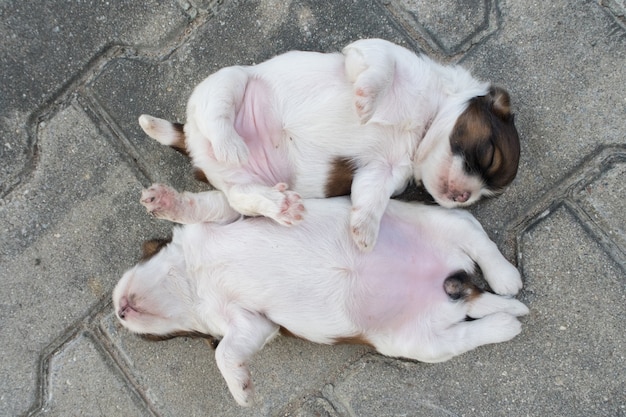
281 326 374 348
487 86 512 119
141 330 220 348
333 334 375 348
140 238 172 262
169 122 188 156
193 168 209 184
325 157 356 197
279 326 304 340
443 271 482 301
450 86 520 191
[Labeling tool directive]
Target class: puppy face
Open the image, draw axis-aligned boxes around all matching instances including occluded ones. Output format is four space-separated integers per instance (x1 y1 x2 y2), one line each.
420 86 520 208
112 240 195 336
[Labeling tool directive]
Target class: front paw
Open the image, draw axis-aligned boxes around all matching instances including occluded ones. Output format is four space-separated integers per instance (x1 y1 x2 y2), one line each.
140 184 179 219
350 209 379 251
211 136 249 165
354 86 378 124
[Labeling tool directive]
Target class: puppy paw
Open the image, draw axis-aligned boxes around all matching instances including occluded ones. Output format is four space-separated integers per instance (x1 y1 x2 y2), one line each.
211 136 249 165
271 183 305 226
354 86 379 124
350 209 379 251
504 299 530 317
487 263 523 296
140 184 180 219
221 364 256 407
482 312 522 343
230 376 255 407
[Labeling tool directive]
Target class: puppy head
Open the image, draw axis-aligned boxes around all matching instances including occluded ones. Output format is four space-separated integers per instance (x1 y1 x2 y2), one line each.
418 86 520 207
112 237 197 336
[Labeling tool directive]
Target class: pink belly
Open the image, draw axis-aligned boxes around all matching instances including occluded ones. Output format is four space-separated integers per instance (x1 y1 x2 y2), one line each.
234 78 293 186
353 214 452 330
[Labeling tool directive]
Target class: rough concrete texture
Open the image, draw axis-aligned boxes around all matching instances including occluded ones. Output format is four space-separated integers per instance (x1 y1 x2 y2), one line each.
0 0 624 416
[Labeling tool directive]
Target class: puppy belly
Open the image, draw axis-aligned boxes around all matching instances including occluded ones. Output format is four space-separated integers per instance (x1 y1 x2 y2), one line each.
234 78 293 186
353 215 456 330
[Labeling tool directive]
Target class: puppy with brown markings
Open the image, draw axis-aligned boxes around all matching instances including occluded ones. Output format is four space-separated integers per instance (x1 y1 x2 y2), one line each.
113 184 527 406
139 38 520 251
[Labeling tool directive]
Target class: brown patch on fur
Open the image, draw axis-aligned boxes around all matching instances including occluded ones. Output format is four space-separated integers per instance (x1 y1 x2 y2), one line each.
140 238 171 262
333 334 375 348
193 168 209 184
281 326 374 348
325 157 356 197
279 326 305 340
450 86 520 191
169 122 188 156
141 331 220 348
443 271 483 301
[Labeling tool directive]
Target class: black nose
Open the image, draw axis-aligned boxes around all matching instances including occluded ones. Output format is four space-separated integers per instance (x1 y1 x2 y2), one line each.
118 295 129 320
118 305 128 320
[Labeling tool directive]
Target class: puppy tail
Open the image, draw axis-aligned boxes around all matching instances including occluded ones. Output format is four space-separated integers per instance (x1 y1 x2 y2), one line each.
138 114 187 155
445 271 529 319
443 271 482 301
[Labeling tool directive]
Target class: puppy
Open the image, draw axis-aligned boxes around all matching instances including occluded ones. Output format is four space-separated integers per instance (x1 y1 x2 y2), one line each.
139 38 520 251
113 184 527 406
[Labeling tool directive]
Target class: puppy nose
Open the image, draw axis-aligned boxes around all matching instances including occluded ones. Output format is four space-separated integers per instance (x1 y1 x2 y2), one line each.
453 191 471 203
118 296 129 320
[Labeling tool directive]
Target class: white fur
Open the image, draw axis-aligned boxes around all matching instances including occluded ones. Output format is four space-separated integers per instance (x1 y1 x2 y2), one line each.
114 185 527 406
140 39 500 251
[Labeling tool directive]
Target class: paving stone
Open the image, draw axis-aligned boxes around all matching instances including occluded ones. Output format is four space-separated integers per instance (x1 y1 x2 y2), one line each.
325 355 470 417
385 0 497 56
40 332 148 416
518 206 625 417
576 159 626 251
88 0 412 189
100 313 368 416
0 103 164 416
0 0 190 196
285 394 340 417
462 0 626 234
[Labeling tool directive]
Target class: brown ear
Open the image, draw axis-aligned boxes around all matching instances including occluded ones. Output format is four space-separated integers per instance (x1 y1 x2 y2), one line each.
140 238 172 261
487 86 512 120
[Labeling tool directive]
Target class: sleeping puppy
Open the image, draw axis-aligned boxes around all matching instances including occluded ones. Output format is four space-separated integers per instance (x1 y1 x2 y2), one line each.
139 38 520 251
113 184 527 406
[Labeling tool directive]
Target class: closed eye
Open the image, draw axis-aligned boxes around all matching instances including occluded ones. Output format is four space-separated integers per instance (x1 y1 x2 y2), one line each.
479 141 495 171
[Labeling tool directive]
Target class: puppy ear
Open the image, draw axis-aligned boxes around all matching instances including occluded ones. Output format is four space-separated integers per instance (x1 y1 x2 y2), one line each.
487 86 512 120
141 238 172 261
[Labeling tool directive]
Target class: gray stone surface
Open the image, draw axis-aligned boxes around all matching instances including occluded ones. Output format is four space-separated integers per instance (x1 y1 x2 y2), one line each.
42 332 149 417
0 0 194 197
1 0 625 416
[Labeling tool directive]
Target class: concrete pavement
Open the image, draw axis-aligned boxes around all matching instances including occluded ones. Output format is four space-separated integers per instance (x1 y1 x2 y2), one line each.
1 0 624 416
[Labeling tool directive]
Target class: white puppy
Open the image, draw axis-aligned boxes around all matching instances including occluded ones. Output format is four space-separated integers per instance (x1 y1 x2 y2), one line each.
113 184 527 406
139 38 520 251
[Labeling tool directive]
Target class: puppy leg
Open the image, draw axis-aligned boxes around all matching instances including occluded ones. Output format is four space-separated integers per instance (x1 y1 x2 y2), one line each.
214 309 279 406
349 163 410 251
440 210 522 295
226 182 305 226
187 67 251 165
466 292 529 319
140 184 241 224
138 115 187 155
421 312 523 363
343 41 395 123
